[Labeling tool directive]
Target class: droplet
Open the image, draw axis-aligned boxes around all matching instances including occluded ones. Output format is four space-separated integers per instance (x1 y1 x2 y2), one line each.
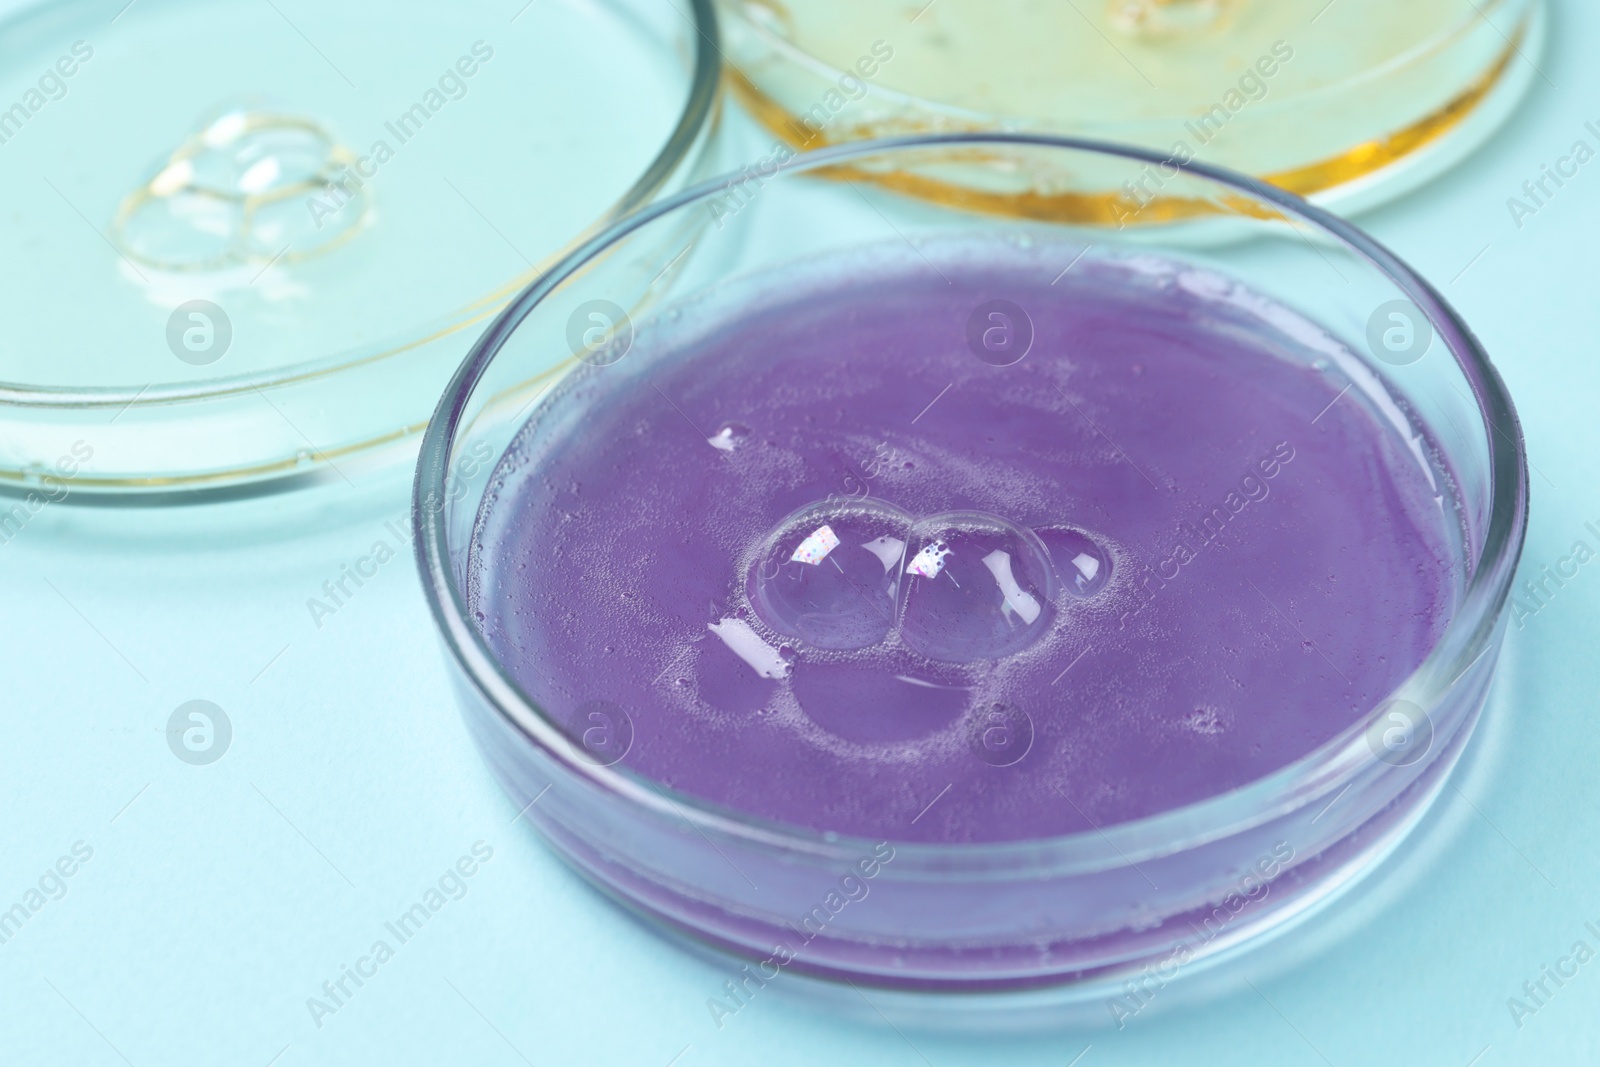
898 512 1056 662
1108 0 1235 38
1033 526 1111 598
747 499 912 650
708 422 752 452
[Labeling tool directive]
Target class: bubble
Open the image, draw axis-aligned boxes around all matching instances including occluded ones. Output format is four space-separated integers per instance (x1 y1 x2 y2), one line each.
119 191 241 270
227 123 332 193
1033 526 1111 598
748 499 912 650
792 656 968 744
247 181 364 257
112 111 369 271
898 512 1056 662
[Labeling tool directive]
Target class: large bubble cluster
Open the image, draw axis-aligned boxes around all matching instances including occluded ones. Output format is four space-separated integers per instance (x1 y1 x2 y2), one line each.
749 500 1108 663
111 110 370 272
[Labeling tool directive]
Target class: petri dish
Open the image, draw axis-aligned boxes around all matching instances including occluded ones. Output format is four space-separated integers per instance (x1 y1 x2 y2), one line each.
716 0 1545 218
415 135 1527 1018
0 0 718 499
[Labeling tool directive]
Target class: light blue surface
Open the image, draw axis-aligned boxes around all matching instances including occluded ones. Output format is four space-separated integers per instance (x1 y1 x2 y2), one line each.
3 2 1599 1064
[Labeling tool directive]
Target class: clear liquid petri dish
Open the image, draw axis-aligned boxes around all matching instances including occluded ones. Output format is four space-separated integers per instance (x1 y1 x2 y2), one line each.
716 0 1544 219
0 0 718 499
414 135 1527 1020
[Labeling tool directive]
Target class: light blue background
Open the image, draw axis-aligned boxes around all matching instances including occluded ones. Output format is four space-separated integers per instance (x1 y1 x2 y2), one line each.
3 2 1599 1064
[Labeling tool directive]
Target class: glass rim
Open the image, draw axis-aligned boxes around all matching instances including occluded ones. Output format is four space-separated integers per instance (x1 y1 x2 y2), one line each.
0 0 724 492
413 130 1529 869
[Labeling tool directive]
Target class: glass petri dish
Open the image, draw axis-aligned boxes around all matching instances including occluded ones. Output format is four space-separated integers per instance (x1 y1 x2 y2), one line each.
414 135 1527 1019
716 0 1544 218
0 0 718 500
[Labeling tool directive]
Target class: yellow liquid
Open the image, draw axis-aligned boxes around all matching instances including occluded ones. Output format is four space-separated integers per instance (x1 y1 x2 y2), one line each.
721 0 1535 205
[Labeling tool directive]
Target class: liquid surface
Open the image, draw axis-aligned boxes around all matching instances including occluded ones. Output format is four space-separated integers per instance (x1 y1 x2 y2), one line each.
724 0 1526 180
470 241 1459 842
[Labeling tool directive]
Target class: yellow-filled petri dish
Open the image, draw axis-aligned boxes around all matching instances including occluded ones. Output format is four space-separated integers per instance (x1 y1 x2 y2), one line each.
0 0 718 500
718 0 1544 218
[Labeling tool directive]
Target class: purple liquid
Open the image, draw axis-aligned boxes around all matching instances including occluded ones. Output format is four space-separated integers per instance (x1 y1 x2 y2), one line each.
470 242 1457 843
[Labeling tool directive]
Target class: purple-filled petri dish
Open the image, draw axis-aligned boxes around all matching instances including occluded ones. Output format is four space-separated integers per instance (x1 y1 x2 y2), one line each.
413 134 1527 1024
